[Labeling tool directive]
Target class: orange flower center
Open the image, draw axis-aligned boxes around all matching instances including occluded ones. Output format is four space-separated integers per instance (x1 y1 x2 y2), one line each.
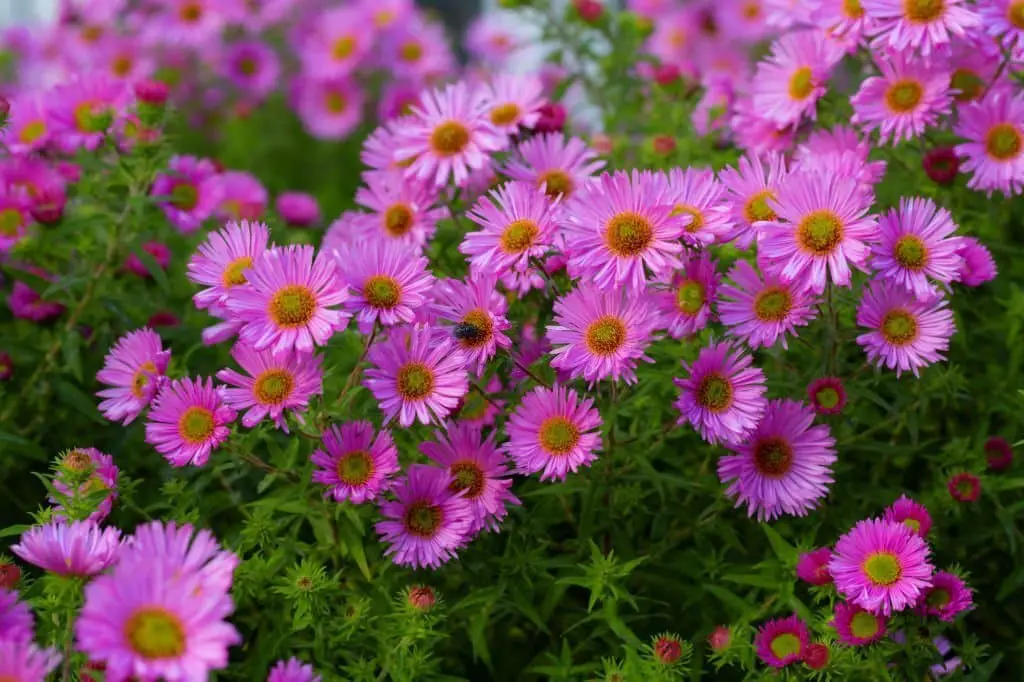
268 285 317 328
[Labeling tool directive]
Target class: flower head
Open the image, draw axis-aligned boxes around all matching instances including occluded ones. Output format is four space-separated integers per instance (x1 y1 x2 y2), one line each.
654 251 721 339
481 74 545 134
752 30 843 127
807 377 847 415
832 601 888 646
850 53 952 145
864 0 979 56
217 346 322 431
754 614 809 668
505 384 602 482
375 464 473 569
462 181 559 275
151 155 220 234
948 472 981 502
127 521 239 596
187 220 271 314
49 75 128 152
956 237 997 286
0 589 33 643
954 90 1024 196
871 198 963 299
276 192 320 227
503 133 605 201
145 377 236 467
293 76 365 141
855 281 954 377
654 167 732 247
354 171 446 250
918 571 972 621
311 421 400 504
52 447 119 523
719 259 818 350
675 340 767 446
337 239 434 330
12 520 120 577
0 641 60 682
720 152 790 250
300 6 372 78
211 171 268 223
96 328 171 425
221 39 280 100
884 495 932 538
8 279 64 322
830 518 934 615
5 92 51 155
797 547 834 585
985 436 1014 471
432 274 512 375
268 658 321 682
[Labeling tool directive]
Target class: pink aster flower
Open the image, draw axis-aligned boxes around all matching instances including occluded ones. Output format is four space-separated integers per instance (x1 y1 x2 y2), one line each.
0 641 60 682
864 0 979 56
217 346 322 431
505 384 602 482
870 197 963 298
268 658 321 682
462 180 559 276
718 399 837 521
654 167 732 247
221 40 280 100
504 133 605 201
918 571 972 622
807 377 847 415
466 15 522 66
562 170 686 292
48 75 128 152
379 81 423 122
0 589 33 643
948 472 981 502
211 170 267 222
276 192 320 227
394 82 505 188
299 6 371 78
12 520 120 577
675 340 767 446
364 325 469 427
188 220 271 313
293 75 365 141
954 90 1024 196
354 171 446 250
151 155 220 234
758 172 876 295
145 377 236 468
728 97 798 156
5 92 51 155
155 0 228 47
793 125 888 190
384 16 456 81
124 241 171 278
979 0 1024 49
752 30 843 127
832 601 888 646
481 74 545 135
754 614 809 668
375 464 473 569
547 284 656 385
52 447 119 523
127 521 239 597
719 152 790 250
228 244 350 354
0 189 32 254
855 281 954 378
653 251 720 339
336 239 434 330
8 279 64 323
76 532 240 681
814 0 875 41
797 547 834 585
955 236 997 286
719 259 818 350
432 274 512 375
850 53 951 145
830 518 934 615
422 422 520 534
312 421 400 504
96 328 171 425
362 124 407 173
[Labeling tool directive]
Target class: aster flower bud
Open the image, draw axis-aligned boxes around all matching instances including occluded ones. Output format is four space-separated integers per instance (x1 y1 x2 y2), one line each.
407 585 437 611
803 642 829 670
573 0 604 23
653 135 676 155
948 472 981 502
984 436 1013 472
0 559 20 589
654 63 680 86
708 626 731 652
923 147 960 185
534 102 566 134
652 633 684 664
0 352 12 381
134 79 169 107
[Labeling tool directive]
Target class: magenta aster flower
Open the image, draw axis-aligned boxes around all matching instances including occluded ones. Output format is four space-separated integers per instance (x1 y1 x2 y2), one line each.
52 447 119 523
188 220 271 314
758 172 876 295
505 384 602 482
0 589 33 643
8 279 64 323
462 180 559 276
362 124 408 173
547 284 656 385
394 82 505 188
674 340 767 446
855 281 954 377
375 464 473 569
979 0 1024 49
814 0 875 41
655 167 732 247
299 5 370 78
385 16 456 82
794 125 887 190
76 533 240 681
752 30 843 127
985 436 1014 471
850 53 951 145
954 90 1024 196
276 192 320 227
364 325 468 427
96 328 171 425
49 75 128 152
948 472 981 502
654 251 720 339
217 346 322 431
157 0 228 47
422 422 520 534
864 0 979 56
151 155 220 234
956 237 997 286
718 399 837 521
432 274 512 375
145 377 236 468
12 520 120 577
832 601 888 646
796 547 833 585
719 259 818 350
754 615 809 668
354 171 446 250
124 242 171 279
883 494 932 539
830 518 934 615
312 421 400 504
337 238 434 331
503 133 605 201
379 81 423 121
0 189 29 252
5 92 51 155
0 641 60 682
719 152 790 250
918 571 972 622
268 658 321 682
807 377 847 415
870 197 963 299
228 245 350 354
211 170 268 223
481 74 545 134
128 521 239 597
293 75 365 141
221 39 280 100
562 170 686 292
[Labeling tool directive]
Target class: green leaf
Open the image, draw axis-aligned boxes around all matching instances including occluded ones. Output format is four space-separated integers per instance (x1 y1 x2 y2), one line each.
762 524 797 563
337 514 372 581
0 430 49 461
62 330 83 382
133 246 170 293
53 380 106 424
703 584 751 618
0 524 30 538
722 573 778 589
468 608 494 671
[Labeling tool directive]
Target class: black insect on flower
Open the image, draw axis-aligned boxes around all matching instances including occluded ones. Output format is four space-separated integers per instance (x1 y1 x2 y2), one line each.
453 322 483 343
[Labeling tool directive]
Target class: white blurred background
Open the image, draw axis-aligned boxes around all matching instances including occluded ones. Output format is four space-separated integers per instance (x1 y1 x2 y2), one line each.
0 0 58 25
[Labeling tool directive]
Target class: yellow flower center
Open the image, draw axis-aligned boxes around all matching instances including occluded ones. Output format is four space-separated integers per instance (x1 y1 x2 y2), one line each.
0 208 23 237
788 66 815 100
429 121 471 156
893 234 928 270
863 551 902 586
538 416 580 455
125 607 187 659
1009 0 1024 28
843 0 864 19
81 24 103 42
400 40 423 63
112 55 133 77
926 587 951 609
814 387 840 409
769 633 802 660
177 406 215 444
363 275 402 309
18 119 46 144
333 36 356 61
881 309 918 346
221 256 253 288
384 203 414 237
490 103 521 127
404 502 442 537
885 80 923 113
671 205 704 233
268 285 317 328
374 9 396 27
604 212 653 257
950 69 984 103
449 461 485 498
170 183 198 211
237 57 257 76
585 315 627 355
253 369 294 405
458 309 494 349
744 190 777 223
337 450 373 486
324 91 347 114
500 219 539 254
904 518 921 532
741 0 762 20
754 287 792 322
797 210 843 255
73 101 107 133
696 373 733 412
396 362 434 400
180 2 203 22
676 279 705 315
753 437 794 477
904 0 944 22
537 169 574 199
849 611 880 639
985 123 1022 161
131 360 159 399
